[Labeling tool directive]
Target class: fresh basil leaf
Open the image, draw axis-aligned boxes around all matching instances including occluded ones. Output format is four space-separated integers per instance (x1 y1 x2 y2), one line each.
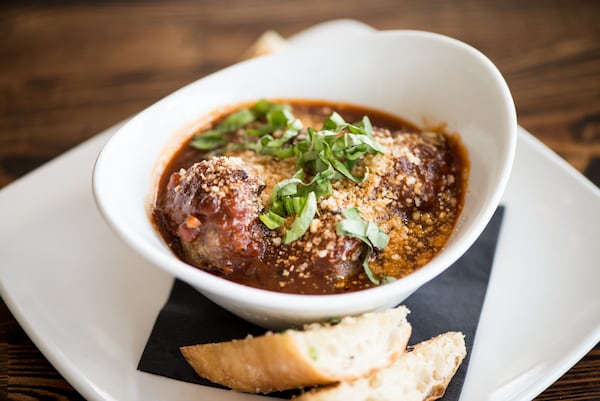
271 178 303 203
282 196 305 215
358 116 373 136
291 168 305 180
246 125 273 137
190 131 226 150
267 107 293 127
311 179 333 199
366 221 390 250
191 108 256 150
220 108 255 131
361 249 380 285
265 124 301 148
335 207 389 285
252 98 274 118
323 112 347 131
259 210 286 229
284 192 317 244
344 133 386 154
341 207 362 220
331 158 364 183
270 199 286 216
300 177 333 199
266 146 296 158
236 101 388 252
335 218 369 244
347 124 363 135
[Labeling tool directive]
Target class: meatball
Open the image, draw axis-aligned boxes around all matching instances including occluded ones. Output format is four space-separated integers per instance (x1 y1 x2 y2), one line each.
267 219 367 290
154 128 463 293
380 131 459 211
158 156 266 275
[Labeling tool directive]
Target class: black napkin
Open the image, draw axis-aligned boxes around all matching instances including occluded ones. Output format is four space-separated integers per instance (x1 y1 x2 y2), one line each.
138 207 505 399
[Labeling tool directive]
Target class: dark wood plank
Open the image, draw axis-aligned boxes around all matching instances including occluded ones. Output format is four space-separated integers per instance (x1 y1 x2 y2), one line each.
1 0 598 399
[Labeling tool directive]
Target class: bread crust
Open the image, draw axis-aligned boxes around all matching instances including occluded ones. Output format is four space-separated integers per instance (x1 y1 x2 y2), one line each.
242 30 287 59
180 306 411 393
181 332 333 393
422 352 464 401
293 331 466 401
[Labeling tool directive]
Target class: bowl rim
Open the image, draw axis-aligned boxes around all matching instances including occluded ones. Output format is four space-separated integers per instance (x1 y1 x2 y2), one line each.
92 28 517 312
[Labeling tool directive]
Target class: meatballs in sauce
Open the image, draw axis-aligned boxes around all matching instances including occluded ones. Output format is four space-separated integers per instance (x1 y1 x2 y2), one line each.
153 100 468 294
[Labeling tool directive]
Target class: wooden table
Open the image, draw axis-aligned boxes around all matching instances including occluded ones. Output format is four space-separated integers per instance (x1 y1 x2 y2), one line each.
1 1 598 399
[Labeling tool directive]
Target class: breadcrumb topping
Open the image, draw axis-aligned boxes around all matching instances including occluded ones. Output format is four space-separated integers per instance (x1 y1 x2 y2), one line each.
155 101 467 294
220 111 463 290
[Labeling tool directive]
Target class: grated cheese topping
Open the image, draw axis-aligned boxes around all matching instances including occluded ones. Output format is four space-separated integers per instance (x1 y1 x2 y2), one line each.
219 112 462 288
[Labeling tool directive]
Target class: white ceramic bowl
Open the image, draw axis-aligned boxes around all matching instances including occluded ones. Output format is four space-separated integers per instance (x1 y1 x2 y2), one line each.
93 30 517 329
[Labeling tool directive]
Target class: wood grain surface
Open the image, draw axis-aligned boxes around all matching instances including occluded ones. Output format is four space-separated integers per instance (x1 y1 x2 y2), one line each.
1 0 599 399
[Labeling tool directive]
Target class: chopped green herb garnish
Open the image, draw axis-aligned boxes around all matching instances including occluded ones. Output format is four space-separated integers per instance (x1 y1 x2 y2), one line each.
189 130 227 150
308 345 319 361
219 108 255 131
284 191 317 244
190 100 391 272
251 98 275 118
259 210 286 229
191 100 300 152
335 207 390 285
191 108 256 150
254 108 385 243
270 178 303 203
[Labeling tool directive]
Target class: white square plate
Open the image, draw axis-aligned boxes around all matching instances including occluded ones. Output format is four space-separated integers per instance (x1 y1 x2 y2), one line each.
1 20 598 401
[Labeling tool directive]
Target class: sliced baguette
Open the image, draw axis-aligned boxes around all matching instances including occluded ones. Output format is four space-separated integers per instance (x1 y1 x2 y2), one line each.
243 30 288 59
294 331 466 401
180 305 411 393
